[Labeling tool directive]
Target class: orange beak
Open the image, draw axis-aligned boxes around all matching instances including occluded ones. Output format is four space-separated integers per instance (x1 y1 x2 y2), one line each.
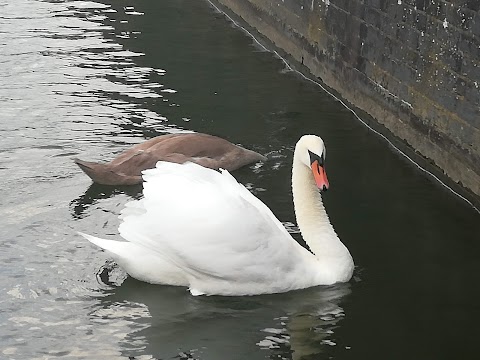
312 159 329 191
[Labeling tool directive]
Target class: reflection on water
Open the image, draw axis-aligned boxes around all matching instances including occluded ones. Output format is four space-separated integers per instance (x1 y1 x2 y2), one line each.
70 182 142 219
95 277 351 359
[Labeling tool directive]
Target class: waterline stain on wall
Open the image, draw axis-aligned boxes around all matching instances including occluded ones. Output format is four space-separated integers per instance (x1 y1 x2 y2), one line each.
213 0 480 198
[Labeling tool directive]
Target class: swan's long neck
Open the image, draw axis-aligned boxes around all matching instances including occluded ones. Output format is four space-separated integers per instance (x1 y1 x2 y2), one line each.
292 156 349 260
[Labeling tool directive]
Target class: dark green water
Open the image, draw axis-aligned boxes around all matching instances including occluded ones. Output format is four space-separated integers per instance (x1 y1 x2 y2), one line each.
1 0 479 359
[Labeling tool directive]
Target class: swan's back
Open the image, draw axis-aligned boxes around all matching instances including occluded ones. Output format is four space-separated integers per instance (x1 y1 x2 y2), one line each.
117 162 318 295
75 133 267 185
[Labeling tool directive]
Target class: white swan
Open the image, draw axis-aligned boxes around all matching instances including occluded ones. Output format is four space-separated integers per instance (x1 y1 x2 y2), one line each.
80 135 354 296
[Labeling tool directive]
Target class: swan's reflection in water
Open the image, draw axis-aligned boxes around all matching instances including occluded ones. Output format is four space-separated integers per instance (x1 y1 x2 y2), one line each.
70 182 143 219
93 273 351 360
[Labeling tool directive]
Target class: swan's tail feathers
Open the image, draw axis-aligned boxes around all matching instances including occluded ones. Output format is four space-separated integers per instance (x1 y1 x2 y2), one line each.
78 232 133 258
74 158 140 185
74 158 104 181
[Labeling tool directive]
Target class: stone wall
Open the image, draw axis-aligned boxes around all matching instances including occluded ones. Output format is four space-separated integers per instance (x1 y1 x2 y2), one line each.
214 0 480 197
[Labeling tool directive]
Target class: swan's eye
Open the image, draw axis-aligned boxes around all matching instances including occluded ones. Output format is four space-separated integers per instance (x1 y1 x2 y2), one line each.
308 150 324 167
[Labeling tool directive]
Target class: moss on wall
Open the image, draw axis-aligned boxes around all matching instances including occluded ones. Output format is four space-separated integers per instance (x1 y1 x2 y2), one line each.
215 0 480 197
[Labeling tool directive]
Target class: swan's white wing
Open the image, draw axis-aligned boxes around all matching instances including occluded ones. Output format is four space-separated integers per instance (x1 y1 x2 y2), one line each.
118 161 313 295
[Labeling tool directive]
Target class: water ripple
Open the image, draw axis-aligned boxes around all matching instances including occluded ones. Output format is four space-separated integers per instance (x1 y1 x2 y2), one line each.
0 1 181 358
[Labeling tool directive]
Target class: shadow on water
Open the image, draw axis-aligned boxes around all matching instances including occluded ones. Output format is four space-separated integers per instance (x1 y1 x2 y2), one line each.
95 276 352 360
70 182 143 219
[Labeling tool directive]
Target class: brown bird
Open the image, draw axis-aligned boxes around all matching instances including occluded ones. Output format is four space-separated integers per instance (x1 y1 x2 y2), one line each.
74 133 266 185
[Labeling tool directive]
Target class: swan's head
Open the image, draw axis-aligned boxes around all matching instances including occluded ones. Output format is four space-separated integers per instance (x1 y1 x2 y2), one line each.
295 135 329 192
